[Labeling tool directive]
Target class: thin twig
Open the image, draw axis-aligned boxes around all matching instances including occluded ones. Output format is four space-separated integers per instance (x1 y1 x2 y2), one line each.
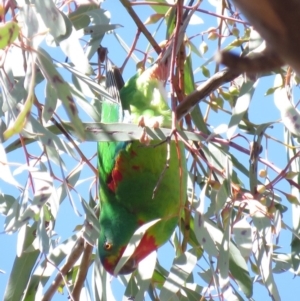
152 137 171 199
120 29 141 72
119 0 161 55
34 95 98 176
132 1 248 24
20 135 35 194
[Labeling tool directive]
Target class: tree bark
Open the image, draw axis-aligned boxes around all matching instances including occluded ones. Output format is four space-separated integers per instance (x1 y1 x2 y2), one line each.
232 0 300 74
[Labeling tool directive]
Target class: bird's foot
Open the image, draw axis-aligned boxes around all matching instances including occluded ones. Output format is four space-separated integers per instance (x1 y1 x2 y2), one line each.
138 115 162 128
138 116 146 127
138 116 162 145
139 127 150 145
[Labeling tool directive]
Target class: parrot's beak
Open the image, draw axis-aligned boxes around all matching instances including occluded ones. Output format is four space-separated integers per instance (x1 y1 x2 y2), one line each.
117 256 138 274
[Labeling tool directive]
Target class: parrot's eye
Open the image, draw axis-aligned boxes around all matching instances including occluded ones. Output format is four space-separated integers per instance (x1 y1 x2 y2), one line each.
104 241 113 251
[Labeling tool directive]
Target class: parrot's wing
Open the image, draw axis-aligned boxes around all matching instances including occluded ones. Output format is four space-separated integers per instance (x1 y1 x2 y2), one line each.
106 59 124 104
101 59 124 124
98 58 128 195
104 59 132 124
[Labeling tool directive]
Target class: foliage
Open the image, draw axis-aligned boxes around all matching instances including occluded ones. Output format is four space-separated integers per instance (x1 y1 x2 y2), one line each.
0 0 299 300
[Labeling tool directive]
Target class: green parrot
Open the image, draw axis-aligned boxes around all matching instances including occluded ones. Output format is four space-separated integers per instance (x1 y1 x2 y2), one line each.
97 61 187 275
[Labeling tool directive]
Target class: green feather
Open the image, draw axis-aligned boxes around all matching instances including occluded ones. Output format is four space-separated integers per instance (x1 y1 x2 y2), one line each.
120 64 172 127
98 63 187 275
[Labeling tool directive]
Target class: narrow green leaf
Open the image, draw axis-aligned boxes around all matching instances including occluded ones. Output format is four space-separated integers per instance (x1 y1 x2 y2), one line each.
43 81 57 122
227 80 256 139
160 248 201 299
229 241 253 298
36 49 85 140
35 0 66 39
4 224 40 301
134 251 157 300
232 218 252 260
274 74 300 137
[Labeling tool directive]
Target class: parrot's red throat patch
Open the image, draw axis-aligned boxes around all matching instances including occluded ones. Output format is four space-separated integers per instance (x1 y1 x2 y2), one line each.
107 156 124 192
104 233 158 275
132 233 157 263
107 169 122 192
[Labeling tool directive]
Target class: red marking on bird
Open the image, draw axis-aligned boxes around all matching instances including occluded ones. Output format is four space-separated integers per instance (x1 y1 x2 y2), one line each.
106 233 157 275
113 169 122 182
115 157 121 165
137 219 144 226
103 245 126 275
107 177 115 192
132 233 157 263
107 169 123 192
130 150 137 157
115 233 157 274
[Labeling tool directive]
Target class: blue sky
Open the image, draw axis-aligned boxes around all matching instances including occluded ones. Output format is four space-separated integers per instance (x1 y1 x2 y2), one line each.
1 1 300 300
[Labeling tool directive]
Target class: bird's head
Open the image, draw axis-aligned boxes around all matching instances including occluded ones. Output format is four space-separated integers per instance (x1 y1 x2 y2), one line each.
98 227 137 275
98 207 158 275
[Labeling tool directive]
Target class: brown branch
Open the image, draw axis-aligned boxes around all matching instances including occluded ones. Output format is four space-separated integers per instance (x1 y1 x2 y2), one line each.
197 132 300 190
231 0 300 75
158 1 199 66
264 151 300 191
217 48 284 74
176 68 241 120
71 242 94 301
170 0 184 123
41 236 85 301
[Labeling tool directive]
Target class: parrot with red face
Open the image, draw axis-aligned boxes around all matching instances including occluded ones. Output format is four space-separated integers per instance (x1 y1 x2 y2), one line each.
97 60 187 275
